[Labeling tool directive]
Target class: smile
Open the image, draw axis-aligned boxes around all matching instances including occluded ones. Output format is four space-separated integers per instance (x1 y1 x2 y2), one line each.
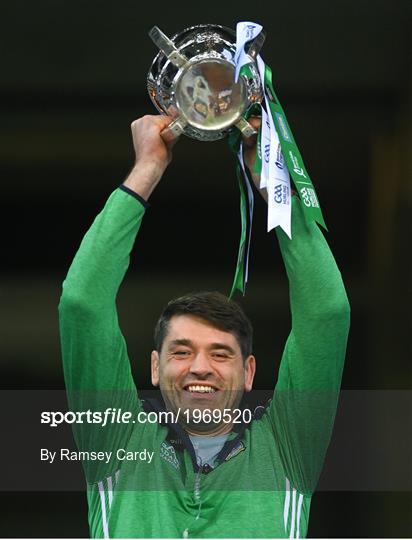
185 385 216 393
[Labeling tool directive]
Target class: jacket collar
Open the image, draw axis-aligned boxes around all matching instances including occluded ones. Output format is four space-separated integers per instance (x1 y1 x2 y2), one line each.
141 394 253 472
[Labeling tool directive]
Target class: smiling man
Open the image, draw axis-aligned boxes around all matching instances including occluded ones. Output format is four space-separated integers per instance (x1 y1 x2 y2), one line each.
59 114 350 538
151 293 256 436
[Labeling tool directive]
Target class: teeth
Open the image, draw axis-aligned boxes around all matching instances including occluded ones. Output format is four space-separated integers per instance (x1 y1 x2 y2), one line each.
187 385 216 393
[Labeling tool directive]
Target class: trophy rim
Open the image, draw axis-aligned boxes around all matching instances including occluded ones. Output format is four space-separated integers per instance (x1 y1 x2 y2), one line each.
170 22 235 41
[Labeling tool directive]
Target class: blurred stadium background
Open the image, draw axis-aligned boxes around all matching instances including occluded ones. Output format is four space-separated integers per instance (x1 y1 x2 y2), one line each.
1 0 411 536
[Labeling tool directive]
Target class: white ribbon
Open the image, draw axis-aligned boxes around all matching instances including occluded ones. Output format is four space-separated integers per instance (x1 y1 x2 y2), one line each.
258 52 291 237
234 23 292 239
265 104 292 238
234 22 264 82
258 98 271 189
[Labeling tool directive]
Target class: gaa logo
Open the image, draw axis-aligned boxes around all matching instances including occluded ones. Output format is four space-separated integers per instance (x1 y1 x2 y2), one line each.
264 143 270 164
300 187 311 207
274 184 283 204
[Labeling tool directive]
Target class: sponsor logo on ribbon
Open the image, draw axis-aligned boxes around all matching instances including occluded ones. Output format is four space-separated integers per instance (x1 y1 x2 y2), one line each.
275 143 284 170
245 24 257 39
288 150 307 178
275 112 292 142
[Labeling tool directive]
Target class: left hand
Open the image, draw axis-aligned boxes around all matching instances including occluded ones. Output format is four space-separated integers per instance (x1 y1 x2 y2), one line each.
242 116 261 178
241 116 268 202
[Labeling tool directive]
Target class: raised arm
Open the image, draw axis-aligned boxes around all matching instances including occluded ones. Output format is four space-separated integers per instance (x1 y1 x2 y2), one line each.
243 125 350 494
273 198 350 494
59 115 177 481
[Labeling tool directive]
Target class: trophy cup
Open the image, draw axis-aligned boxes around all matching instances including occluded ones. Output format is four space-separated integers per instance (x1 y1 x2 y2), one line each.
147 24 265 142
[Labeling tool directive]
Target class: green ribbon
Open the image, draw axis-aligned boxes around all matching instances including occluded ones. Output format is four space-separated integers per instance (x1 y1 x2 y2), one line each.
253 125 262 176
227 116 253 298
263 63 327 229
229 163 248 297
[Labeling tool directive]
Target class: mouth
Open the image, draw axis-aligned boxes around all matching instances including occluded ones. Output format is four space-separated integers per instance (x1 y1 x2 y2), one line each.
183 384 218 395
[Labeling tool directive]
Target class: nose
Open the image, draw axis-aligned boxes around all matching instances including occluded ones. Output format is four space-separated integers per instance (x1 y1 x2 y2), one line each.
189 351 213 378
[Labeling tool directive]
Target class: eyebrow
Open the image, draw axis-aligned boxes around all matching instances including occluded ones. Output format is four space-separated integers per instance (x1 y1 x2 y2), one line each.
168 339 236 355
168 339 193 348
209 343 237 355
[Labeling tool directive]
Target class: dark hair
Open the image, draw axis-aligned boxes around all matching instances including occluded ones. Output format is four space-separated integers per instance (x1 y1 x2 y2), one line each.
154 291 253 359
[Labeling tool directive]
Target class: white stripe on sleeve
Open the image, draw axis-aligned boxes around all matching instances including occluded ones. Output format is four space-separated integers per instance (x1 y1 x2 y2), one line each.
107 476 113 508
98 480 110 539
289 488 296 539
296 493 304 539
284 477 291 531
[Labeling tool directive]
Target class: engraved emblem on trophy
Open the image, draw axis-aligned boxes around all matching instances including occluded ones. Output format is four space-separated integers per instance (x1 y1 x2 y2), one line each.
147 24 265 142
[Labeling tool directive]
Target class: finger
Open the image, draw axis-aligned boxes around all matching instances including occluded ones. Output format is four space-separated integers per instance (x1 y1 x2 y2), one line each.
241 116 261 147
160 127 180 146
166 105 180 119
160 124 181 149
154 114 174 131
248 116 261 130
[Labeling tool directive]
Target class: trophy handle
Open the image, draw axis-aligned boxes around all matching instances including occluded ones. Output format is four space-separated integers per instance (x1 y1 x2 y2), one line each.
235 117 258 138
246 30 266 60
149 26 188 68
160 116 188 142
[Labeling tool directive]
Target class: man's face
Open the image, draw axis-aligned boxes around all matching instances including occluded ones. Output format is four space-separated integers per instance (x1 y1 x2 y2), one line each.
151 314 256 435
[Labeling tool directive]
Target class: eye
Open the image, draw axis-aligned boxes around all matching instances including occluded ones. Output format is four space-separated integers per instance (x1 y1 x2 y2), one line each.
173 350 191 357
212 352 229 360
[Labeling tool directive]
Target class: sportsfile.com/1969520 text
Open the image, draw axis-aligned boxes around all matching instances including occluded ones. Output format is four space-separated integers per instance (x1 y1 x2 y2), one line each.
40 407 253 427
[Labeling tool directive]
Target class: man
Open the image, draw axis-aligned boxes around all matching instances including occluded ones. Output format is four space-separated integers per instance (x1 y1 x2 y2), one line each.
59 115 350 538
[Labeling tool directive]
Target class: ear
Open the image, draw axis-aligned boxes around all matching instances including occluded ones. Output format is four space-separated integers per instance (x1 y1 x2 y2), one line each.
243 355 256 393
151 350 160 387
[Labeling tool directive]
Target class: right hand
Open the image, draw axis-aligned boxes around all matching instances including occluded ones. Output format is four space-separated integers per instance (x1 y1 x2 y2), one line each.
131 114 178 172
124 115 180 200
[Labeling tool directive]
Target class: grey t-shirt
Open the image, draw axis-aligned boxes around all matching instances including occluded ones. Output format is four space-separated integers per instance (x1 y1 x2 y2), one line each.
189 433 229 467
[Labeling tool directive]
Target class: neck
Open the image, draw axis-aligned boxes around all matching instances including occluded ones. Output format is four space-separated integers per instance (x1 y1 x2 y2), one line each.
185 422 232 437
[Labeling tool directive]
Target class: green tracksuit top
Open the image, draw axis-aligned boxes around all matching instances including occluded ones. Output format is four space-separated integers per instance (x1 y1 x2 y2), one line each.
59 186 350 538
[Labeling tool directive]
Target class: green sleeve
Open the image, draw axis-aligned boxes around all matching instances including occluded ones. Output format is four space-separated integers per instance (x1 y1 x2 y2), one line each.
266 196 350 494
58 187 146 482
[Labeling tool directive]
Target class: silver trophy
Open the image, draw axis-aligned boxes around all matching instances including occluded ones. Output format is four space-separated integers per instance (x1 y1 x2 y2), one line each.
147 24 265 142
